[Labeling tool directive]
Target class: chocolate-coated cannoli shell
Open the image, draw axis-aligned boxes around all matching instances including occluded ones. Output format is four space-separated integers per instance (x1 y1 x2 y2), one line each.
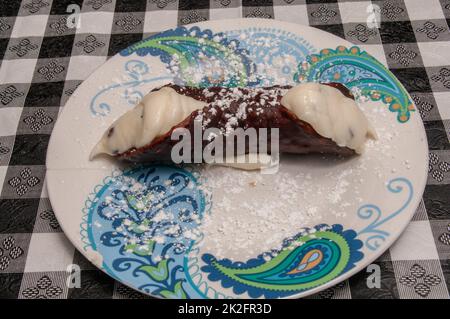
115 83 356 163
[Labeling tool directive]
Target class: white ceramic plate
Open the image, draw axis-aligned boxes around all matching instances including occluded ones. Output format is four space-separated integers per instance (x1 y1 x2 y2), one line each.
46 19 428 299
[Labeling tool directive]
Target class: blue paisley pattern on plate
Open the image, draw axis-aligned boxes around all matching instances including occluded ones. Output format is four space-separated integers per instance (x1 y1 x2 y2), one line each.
82 166 413 298
295 46 415 123
84 166 209 298
83 171 364 299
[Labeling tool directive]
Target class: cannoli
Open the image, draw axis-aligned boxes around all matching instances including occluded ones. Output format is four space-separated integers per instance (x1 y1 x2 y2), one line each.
90 82 376 164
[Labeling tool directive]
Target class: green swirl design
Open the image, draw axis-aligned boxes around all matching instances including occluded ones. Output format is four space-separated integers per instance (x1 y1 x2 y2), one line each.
202 225 363 298
120 26 255 87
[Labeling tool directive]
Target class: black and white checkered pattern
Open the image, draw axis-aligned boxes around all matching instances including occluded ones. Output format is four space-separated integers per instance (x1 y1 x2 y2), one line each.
0 0 449 299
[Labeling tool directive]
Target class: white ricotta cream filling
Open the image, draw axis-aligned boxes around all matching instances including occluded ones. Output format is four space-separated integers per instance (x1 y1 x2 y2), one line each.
281 82 377 154
90 87 206 159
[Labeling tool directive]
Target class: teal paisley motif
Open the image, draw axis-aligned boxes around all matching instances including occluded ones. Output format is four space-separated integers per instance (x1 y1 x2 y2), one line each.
201 224 363 298
295 46 415 123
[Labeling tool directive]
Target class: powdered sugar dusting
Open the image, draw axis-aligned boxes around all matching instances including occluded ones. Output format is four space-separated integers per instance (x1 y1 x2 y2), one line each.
195 86 288 136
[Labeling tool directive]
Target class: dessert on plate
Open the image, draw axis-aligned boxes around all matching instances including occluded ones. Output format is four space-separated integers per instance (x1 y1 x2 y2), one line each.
90 82 376 165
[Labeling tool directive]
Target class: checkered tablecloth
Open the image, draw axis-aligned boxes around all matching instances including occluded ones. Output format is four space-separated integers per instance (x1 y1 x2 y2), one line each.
0 0 449 299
